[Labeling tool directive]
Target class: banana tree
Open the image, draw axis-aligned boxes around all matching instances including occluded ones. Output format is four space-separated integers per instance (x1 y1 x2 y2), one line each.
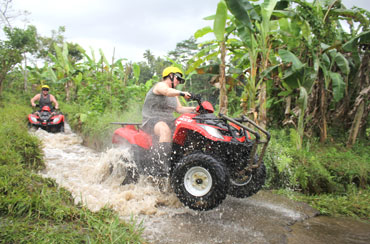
214 0 229 114
225 0 278 129
190 0 229 114
342 30 370 147
276 0 369 146
48 42 75 101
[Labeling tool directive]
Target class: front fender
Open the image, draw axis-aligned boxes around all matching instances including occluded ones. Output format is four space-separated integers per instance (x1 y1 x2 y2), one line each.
173 122 226 146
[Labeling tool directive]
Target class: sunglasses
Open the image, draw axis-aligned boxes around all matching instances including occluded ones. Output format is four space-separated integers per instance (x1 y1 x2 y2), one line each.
174 73 185 84
42 88 49 91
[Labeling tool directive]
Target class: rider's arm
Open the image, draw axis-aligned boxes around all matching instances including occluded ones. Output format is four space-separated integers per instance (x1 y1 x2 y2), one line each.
50 95 59 109
175 97 196 114
153 82 191 98
30 94 40 107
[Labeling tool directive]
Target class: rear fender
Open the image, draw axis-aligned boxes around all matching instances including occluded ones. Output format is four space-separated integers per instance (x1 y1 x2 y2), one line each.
112 125 152 149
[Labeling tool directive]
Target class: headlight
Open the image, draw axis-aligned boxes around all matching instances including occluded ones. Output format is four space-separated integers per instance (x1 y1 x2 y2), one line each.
53 117 60 123
31 116 38 123
198 125 224 140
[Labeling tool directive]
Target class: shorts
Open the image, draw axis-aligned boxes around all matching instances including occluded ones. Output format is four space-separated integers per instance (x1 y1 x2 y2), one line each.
141 118 175 135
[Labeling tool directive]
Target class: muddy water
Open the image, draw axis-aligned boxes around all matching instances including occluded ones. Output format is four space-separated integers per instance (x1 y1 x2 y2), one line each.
32 125 370 244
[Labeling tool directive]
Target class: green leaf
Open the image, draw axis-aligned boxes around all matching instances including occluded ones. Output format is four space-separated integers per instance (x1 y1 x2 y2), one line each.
261 0 278 24
133 63 140 82
302 68 316 93
260 64 280 80
203 15 215 20
298 86 308 110
214 0 228 42
194 26 213 39
329 72 345 102
334 53 350 75
282 69 301 89
272 10 296 18
99 49 110 69
321 53 330 69
225 0 253 31
79 113 88 123
73 72 83 84
278 90 292 97
343 30 370 52
47 67 57 83
279 49 303 71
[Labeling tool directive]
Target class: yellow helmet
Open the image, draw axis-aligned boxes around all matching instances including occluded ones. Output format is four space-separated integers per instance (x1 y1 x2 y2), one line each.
162 66 183 78
41 85 50 89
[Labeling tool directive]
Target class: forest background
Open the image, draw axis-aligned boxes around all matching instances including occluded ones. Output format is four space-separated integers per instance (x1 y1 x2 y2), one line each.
0 0 369 242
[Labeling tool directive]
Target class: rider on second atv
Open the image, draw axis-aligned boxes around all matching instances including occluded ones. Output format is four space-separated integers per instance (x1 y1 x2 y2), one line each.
141 66 196 176
30 85 59 114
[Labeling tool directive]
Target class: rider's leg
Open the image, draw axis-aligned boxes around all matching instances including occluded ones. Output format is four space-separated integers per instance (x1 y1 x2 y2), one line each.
150 121 173 176
154 121 172 142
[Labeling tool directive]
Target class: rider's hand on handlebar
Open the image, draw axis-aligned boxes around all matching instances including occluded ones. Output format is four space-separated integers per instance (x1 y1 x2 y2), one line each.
190 93 202 101
180 91 192 99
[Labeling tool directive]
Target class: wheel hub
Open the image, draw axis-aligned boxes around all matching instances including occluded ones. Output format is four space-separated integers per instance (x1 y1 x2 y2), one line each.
184 166 212 197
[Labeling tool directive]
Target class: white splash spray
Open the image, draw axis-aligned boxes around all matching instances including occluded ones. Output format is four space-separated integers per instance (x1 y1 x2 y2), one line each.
32 124 181 216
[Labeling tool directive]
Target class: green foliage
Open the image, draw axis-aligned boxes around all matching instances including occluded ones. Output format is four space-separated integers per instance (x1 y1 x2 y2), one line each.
0 40 22 92
3 25 38 54
0 102 44 170
276 187 370 220
264 129 369 195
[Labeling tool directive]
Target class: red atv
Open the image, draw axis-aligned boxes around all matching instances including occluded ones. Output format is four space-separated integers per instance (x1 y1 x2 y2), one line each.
112 94 270 211
28 105 65 133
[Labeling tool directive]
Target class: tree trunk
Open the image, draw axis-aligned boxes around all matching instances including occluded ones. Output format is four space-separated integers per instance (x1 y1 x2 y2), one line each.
346 50 370 145
219 41 228 114
319 77 327 143
65 79 72 102
346 101 365 147
258 81 267 129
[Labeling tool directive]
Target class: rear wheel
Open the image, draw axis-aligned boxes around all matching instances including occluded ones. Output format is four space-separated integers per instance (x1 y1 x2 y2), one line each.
171 152 229 211
228 156 266 198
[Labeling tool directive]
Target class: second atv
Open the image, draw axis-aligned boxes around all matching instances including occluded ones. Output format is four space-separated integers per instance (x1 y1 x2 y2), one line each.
28 105 65 133
112 94 270 211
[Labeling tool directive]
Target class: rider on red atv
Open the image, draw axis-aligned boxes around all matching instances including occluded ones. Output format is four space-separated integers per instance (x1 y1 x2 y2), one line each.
30 85 59 115
141 66 196 176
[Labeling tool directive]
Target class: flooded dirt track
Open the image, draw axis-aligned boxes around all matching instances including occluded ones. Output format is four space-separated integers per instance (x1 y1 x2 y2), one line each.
32 125 370 244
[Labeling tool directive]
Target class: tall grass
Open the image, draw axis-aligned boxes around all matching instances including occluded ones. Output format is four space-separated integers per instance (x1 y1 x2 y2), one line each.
263 129 370 220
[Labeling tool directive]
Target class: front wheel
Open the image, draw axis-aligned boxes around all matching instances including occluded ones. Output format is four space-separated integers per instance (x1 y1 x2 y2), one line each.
171 152 229 211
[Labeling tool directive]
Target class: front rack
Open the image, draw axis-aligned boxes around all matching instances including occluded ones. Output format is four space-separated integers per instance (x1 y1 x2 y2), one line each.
219 113 270 170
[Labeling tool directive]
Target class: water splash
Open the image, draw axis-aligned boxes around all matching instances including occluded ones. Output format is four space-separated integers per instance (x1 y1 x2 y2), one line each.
32 126 181 216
